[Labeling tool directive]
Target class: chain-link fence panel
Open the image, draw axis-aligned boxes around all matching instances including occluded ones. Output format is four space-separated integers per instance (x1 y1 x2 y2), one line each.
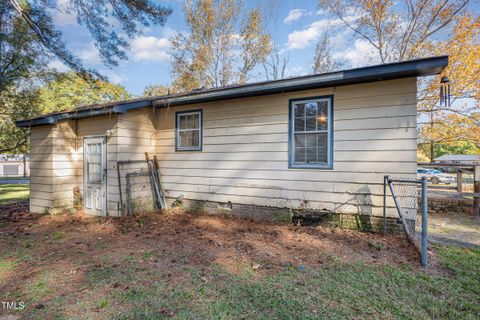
384 175 428 268
118 160 163 215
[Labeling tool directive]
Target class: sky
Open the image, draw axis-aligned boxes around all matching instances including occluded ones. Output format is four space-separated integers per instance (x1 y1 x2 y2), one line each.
48 0 469 96
49 0 387 96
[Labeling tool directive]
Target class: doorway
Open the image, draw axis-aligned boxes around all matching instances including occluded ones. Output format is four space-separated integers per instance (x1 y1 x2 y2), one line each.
83 136 107 215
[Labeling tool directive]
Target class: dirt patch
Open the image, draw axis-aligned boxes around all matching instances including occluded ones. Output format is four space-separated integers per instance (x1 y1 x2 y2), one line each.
0 209 422 318
429 212 480 247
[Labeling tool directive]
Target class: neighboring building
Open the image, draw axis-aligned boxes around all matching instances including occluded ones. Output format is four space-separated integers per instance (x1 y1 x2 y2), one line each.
17 56 448 230
0 155 30 177
434 154 480 165
0 154 29 161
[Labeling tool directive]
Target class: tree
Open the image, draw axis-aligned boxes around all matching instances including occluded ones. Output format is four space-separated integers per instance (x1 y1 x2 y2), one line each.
312 26 344 74
418 140 479 161
0 1 50 93
263 44 288 81
171 0 271 92
318 0 470 63
143 84 171 97
318 0 478 161
0 73 130 154
418 14 479 160
6 0 172 78
38 72 130 113
0 86 41 154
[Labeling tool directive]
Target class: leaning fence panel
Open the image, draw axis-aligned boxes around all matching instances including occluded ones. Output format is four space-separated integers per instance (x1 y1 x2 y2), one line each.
384 175 428 268
117 159 164 215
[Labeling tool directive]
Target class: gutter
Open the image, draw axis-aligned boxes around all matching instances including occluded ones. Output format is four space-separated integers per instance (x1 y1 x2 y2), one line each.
16 100 152 128
16 55 448 128
153 56 448 107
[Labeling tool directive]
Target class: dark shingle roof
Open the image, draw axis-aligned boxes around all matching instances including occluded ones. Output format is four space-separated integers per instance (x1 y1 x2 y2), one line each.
17 55 448 127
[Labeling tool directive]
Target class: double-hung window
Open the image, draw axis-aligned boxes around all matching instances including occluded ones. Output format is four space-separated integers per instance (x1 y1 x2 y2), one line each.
176 110 202 151
289 96 333 169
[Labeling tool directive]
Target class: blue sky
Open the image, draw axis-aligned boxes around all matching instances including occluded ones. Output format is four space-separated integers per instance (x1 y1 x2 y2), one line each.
51 0 380 96
48 0 463 96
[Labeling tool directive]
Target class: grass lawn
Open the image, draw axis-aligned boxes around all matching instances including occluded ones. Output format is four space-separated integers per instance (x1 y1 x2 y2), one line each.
0 211 478 319
0 184 29 207
0 176 29 180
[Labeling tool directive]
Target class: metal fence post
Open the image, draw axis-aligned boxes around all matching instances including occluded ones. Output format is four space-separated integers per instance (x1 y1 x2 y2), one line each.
117 164 123 214
383 175 388 235
421 176 428 269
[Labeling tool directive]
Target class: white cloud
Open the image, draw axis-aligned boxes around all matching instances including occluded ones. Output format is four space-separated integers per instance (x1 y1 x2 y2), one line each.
284 65 308 77
285 18 342 50
47 60 70 72
79 43 101 65
106 72 127 84
130 36 172 62
53 0 76 26
333 39 379 67
284 9 305 24
284 11 360 51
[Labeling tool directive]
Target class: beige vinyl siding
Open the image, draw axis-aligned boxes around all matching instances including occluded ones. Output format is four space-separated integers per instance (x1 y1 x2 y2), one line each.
29 126 53 214
29 122 77 214
109 109 157 214
155 78 417 218
76 116 118 215
29 116 120 215
28 77 417 218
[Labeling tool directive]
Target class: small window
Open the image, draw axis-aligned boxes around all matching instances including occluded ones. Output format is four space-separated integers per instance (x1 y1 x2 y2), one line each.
289 96 333 169
176 110 202 151
86 143 102 182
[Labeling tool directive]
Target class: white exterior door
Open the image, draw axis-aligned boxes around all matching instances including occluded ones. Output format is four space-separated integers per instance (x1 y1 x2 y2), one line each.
83 137 107 215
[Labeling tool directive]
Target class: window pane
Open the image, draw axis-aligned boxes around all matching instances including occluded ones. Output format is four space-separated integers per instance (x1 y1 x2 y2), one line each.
305 102 317 116
290 99 331 167
179 129 201 148
179 115 188 129
317 101 328 130
295 147 305 163
177 111 202 149
192 130 199 146
294 117 304 132
294 104 305 118
193 114 199 129
305 134 317 147
306 117 316 131
295 134 306 147
88 163 101 182
306 148 317 163
317 133 328 163
87 143 102 182
179 131 189 147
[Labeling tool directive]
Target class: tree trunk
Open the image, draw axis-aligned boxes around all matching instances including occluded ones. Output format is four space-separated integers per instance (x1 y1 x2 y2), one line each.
23 152 27 177
430 142 434 163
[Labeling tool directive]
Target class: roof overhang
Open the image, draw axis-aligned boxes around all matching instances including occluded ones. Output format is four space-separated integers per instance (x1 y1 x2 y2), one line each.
17 56 448 128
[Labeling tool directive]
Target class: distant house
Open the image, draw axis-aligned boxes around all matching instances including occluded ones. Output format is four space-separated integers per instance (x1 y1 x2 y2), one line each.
0 154 30 177
435 154 480 165
16 56 448 231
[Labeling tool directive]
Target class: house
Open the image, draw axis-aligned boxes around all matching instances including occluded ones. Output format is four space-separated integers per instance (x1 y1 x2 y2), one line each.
0 154 29 177
17 56 448 231
435 154 480 165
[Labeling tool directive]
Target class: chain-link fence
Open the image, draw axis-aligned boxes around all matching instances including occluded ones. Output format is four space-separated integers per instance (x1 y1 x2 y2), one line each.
384 176 428 268
117 159 165 215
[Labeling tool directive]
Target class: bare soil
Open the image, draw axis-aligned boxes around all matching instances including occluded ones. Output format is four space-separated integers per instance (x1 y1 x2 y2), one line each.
429 212 480 247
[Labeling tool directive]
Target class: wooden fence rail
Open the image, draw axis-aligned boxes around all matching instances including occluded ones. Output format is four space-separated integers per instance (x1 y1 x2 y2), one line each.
417 162 479 216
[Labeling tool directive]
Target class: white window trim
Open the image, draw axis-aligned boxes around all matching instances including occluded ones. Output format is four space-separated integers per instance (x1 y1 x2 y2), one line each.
175 110 203 151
